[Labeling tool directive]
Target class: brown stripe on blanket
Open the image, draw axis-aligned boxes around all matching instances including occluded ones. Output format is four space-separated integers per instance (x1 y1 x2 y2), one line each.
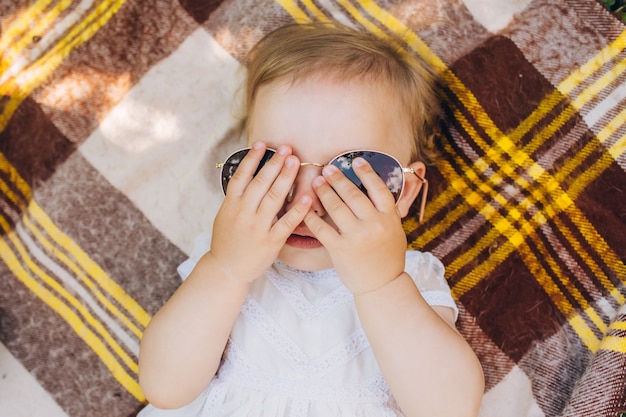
456 304 516 391
0 98 76 206
460 250 564 363
578 161 626 264
179 0 228 24
30 0 202 144
444 35 561 137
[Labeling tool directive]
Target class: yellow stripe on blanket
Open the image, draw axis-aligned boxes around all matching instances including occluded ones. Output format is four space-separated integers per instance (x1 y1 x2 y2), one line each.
0 223 145 401
0 0 73 75
0 153 150 401
506 29 626 144
275 0 310 23
22 213 146 339
599 336 626 354
0 0 129 132
435 125 624 351
299 0 327 22
558 29 626 98
570 289 626 354
0 184 148 339
443 100 625 298
598 305 626 354
0 153 151 330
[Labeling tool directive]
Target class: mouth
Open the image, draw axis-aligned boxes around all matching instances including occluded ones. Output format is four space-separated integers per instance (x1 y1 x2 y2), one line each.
286 233 323 249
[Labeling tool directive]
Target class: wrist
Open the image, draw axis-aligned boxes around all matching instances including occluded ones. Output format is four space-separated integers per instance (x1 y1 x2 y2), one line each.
351 271 408 298
197 252 254 287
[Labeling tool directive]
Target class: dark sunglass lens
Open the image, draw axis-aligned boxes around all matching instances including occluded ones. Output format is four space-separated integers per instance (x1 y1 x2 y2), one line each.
330 151 404 201
220 148 275 193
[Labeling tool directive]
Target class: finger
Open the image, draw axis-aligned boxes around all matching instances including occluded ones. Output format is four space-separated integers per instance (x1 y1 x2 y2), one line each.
318 165 373 220
271 195 313 240
311 172 360 227
257 155 300 216
351 158 396 212
241 145 293 205
303 208 338 245
225 142 273 197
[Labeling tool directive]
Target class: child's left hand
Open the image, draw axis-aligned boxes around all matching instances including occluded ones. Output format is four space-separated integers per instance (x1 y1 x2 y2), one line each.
304 158 408 295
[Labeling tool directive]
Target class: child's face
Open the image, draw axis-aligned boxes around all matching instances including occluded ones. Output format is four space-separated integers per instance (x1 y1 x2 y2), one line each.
247 75 420 271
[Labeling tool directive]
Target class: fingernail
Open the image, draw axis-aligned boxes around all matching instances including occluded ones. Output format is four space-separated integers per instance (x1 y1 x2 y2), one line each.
285 156 296 167
322 165 338 176
312 176 325 187
253 141 264 149
353 157 365 167
278 145 290 155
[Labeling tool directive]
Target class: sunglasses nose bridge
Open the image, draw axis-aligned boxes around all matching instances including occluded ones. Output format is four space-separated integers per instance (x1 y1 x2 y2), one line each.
283 166 327 215
299 162 324 168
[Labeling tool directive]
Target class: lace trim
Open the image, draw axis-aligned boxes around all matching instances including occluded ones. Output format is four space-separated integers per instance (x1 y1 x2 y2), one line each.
218 343 393 404
201 377 230 415
240 296 371 376
273 260 338 283
420 290 459 319
267 269 353 321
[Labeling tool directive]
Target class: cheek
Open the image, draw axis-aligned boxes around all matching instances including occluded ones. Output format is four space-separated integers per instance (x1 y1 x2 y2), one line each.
245 112 257 143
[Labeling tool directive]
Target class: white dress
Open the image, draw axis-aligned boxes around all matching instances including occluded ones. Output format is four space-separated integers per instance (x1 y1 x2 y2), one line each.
139 234 458 417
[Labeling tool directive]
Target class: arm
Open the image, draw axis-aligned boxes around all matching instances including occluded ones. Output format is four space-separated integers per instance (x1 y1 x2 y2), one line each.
354 274 484 417
139 143 311 409
138 254 250 409
304 159 484 416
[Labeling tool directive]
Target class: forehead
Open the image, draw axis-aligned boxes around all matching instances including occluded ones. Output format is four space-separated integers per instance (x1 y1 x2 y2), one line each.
247 76 414 162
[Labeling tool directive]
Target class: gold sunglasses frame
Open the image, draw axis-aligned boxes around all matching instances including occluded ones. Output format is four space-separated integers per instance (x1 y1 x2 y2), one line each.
217 148 428 222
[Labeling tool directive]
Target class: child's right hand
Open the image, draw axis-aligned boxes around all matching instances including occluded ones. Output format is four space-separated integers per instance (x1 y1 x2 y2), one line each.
208 142 312 283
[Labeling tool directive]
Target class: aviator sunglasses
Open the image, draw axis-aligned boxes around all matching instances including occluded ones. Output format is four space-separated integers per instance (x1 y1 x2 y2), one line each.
216 148 429 222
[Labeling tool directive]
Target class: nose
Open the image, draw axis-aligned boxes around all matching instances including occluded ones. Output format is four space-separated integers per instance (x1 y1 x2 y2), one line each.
284 165 326 216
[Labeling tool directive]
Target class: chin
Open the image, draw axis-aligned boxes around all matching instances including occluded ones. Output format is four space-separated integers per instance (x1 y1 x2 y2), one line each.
277 245 334 272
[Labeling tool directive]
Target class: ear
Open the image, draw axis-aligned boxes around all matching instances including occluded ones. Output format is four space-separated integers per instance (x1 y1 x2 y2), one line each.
396 161 426 218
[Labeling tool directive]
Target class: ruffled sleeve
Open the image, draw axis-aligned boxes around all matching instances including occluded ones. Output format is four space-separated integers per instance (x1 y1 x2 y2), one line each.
404 251 458 321
177 232 212 281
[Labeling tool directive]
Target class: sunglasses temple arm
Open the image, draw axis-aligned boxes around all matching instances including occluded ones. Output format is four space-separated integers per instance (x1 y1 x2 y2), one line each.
419 179 428 223
411 171 428 223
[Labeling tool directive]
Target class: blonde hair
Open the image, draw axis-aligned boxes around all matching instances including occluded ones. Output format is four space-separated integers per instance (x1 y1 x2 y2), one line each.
244 21 441 164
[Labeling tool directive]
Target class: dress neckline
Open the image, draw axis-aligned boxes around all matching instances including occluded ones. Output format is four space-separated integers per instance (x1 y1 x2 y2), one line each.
272 259 339 284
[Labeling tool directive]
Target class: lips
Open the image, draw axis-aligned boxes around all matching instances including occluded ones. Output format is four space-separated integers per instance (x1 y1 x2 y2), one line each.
286 233 323 249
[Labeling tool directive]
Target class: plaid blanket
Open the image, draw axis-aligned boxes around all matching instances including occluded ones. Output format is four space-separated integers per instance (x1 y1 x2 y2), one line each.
1 0 625 416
